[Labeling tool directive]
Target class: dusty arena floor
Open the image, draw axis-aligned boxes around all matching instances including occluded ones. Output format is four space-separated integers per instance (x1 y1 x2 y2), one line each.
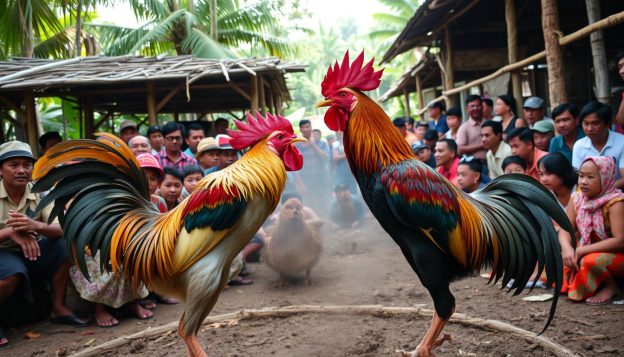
4 220 623 356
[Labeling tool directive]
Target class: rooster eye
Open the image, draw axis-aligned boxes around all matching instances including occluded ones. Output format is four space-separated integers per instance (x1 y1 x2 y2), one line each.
340 93 347 97
277 134 283 140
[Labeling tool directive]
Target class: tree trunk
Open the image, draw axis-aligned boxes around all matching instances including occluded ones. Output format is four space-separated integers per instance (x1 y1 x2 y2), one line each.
18 2 34 57
443 25 456 107
541 0 567 108
505 0 523 115
585 0 609 103
75 0 83 57
210 0 218 40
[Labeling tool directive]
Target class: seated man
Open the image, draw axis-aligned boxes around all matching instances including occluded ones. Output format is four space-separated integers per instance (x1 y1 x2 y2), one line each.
412 143 435 168
0 142 87 349
457 157 485 193
330 184 365 229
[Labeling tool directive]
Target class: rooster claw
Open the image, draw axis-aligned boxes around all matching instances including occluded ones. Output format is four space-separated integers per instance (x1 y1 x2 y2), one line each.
395 335 451 357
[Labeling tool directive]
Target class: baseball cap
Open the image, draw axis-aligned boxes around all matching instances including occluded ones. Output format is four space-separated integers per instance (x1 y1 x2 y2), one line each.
136 153 163 177
0 141 35 162
392 117 406 127
523 96 544 109
531 120 555 134
196 137 220 158
411 143 428 152
146 125 161 136
119 120 138 133
215 134 234 150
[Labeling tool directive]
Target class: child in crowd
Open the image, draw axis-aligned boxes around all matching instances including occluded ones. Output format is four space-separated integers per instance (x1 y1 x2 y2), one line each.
137 153 167 213
537 153 577 210
181 165 204 200
502 155 527 175
159 167 184 211
456 157 485 193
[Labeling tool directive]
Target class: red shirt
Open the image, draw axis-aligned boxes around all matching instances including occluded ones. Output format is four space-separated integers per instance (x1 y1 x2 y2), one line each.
437 157 460 187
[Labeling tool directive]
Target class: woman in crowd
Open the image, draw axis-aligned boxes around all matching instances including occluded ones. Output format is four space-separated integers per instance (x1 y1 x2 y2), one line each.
538 153 577 209
495 95 526 140
558 156 624 305
502 155 527 175
443 107 462 140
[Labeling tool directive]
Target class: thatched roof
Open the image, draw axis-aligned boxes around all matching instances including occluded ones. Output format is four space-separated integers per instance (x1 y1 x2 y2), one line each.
0 55 306 114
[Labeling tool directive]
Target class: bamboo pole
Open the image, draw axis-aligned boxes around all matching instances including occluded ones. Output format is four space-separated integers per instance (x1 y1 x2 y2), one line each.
258 75 266 115
71 305 579 357
146 81 157 126
403 88 411 118
415 74 424 112
505 0 523 115
23 93 38 154
443 25 456 107
250 75 259 114
585 0 609 103
541 0 567 107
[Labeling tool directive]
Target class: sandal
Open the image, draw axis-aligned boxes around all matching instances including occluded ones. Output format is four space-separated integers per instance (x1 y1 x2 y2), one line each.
227 277 253 286
50 313 89 327
0 326 9 350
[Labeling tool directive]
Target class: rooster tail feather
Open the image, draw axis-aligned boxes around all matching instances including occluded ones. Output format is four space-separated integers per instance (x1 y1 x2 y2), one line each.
473 174 573 334
32 134 157 282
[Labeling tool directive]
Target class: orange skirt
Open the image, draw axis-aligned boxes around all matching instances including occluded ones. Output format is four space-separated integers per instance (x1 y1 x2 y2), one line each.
561 252 624 301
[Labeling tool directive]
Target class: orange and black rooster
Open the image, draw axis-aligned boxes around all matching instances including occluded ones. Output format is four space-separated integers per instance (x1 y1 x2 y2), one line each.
317 51 574 357
32 113 305 357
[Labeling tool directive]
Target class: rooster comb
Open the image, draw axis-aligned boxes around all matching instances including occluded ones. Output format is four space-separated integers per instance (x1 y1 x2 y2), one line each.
228 112 294 150
321 50 384 97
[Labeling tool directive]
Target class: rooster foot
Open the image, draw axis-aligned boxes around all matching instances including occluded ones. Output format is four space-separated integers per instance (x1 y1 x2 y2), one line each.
396 334 451 357
304 270 312 285
273 277 288 289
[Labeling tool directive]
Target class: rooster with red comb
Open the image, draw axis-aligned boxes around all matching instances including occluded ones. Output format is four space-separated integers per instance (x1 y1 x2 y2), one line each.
317 51 573 357
32 112 305 357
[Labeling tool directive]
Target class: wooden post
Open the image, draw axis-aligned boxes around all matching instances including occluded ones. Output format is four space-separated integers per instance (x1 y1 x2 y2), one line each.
267 86 276 115
505 0 523 115
443 25 456 107
403 89 411 118
23 93 39 154
541 0 567 107
250 75 259 114
146 81 157 125
258 75 266 114
585 0 609 103
415 74 424 110
84 96 94 138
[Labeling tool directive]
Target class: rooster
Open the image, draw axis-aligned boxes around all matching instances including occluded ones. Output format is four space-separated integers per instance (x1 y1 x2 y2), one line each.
316 51 574 357
32 112 305 357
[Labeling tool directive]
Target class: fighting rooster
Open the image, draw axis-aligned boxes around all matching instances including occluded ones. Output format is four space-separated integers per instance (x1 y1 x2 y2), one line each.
32 113 304 357
316 51 574 357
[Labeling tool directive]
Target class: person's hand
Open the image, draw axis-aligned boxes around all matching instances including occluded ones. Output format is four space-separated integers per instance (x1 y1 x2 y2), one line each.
6 210 42 234
561 245 577 272
9 230 40 261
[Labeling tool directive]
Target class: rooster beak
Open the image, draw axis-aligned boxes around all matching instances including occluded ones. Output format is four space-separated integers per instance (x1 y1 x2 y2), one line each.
290 137 307 144
316 99 333 108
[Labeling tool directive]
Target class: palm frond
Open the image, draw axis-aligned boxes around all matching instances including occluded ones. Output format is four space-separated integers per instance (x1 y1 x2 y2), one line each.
182 28 235 58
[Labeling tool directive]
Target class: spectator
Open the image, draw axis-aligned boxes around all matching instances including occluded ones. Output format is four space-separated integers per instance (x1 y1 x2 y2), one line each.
158 122 198 172
326 134 336 154
572 101 624 188
427 102 449 135
522 96 553 129
38 131 62 156
435 139 460 187
183 123 205 157
159 167 184 211
406 116 416 133
424 129 438 152
537 153 577 209
444 107 462 140
204 134 239 175
502 155 527 174
558 156 624 305
296 120 331 214
128 135 152 156
457 157 485 193
392 117 419 146
482 98 494 120
214 117 229 135
412 143 435 168
136 153 167 213
0 142 87 348
332 131 357 194
531 120 555 152
482 120 512 179
330 184 365 229
613 51 624 131
507 127 547 180
119 120 139 143
312 129 324 144
495 95 526 141
414 122 428 145
456 95 487 160
549 103 584 163
195 137 220 175
147 126 164 155
181 165 204 200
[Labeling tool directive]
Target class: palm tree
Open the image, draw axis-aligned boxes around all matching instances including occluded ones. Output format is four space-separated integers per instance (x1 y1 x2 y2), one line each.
92 0 295 58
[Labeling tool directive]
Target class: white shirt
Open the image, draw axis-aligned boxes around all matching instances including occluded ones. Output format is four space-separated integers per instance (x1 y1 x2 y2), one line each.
572 130 624 179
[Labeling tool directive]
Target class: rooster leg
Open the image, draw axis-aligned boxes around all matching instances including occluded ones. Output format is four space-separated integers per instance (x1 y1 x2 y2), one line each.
397 311 452 357
304 269 312 285
178 318 208 357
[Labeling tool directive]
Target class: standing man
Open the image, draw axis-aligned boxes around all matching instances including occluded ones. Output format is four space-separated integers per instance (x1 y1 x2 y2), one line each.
522 96 553 128
147 126 164 155
183 123 205 157
549 103 584 163
572 101 624 188
427 102 449 136
119 120 139 144
158 122 197 172
0 142 87 348
38 132 62 156
296 119 330 215
481 120 512 179
456 95 487 161
214 118 229 136
507 127 547 180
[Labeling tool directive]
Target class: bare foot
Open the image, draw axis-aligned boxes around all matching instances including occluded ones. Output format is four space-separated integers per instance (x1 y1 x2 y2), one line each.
95 303 119 327
127 301 154 320
586 277 619 305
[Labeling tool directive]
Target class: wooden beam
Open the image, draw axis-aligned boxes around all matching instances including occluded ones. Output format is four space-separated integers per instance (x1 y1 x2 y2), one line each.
23 93 39 155
146 81 157 126
156 83 184 112
586 0 609 103
93 112 111 130
505 0 523 115
250 75 259 114
258 75 266 115
443 25 456 107
227 82 251 101
541 0 567 107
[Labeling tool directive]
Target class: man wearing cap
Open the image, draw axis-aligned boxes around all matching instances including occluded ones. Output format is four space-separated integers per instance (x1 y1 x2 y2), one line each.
204 134 239 175
158 122 198 172
427 102 449 136
412 143 435 168
0 142 87 347
38 132 62 156
147 126 164 155
522 96 554 129
549 103 584 163
119 120 139 144
196 137 220 175
531 120 555 152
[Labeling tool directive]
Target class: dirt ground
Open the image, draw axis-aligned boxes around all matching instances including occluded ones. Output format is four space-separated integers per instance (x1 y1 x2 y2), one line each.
4 220 624 357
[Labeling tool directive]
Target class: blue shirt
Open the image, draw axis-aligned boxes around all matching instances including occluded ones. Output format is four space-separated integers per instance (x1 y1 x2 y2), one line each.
428 115 449 133
572 130 624 179
548 128 585 163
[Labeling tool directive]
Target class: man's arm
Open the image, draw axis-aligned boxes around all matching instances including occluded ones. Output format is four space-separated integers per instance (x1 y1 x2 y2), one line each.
458 142 486 155
6 210 63 239
0 227 40 260
616 167 624 189
615 93 624 127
